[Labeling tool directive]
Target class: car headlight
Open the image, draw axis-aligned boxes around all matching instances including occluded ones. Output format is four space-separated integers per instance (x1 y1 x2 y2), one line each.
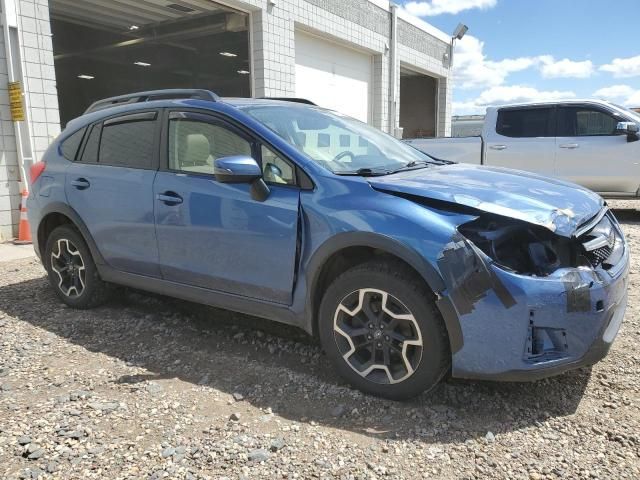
458 215 587 276
579 213 624 270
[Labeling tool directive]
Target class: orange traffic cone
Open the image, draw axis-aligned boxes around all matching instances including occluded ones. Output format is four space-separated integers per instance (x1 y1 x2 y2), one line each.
14 189 32 245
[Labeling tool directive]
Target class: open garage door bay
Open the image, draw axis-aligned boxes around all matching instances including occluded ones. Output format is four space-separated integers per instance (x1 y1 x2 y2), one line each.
51 0 251 125
295 31 372 123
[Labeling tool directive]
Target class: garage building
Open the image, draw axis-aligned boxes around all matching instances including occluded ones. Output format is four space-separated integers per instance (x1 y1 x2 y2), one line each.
0 0 453 239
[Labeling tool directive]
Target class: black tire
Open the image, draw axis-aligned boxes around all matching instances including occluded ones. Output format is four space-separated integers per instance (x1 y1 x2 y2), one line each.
319 260 450 400
44 225 111 309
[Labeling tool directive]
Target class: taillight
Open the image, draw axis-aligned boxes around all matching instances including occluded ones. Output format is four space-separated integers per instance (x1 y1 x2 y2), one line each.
30 161 46 184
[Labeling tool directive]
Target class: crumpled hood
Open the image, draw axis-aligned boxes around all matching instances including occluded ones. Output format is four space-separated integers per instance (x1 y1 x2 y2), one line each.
368 163 604 237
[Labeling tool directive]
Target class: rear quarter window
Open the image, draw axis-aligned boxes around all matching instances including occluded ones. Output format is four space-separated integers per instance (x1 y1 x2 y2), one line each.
60 127 86 161
80 124 101 163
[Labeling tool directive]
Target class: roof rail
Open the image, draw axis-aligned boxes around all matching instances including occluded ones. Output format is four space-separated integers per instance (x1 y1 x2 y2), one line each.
260 97 316 105
84 89 220 114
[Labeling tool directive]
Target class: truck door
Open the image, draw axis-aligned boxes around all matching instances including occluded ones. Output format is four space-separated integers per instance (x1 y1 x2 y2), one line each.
555 104 639 194
484 106 556 176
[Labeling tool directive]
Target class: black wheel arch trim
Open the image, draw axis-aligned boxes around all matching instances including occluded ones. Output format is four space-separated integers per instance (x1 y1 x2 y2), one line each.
37 202 106 266
304 231 463 353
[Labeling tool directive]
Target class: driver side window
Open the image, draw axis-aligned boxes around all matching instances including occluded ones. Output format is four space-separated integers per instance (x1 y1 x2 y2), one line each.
169 118 252 175
558 107 619 137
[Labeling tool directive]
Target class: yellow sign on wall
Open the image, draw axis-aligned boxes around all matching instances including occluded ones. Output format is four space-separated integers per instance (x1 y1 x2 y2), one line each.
8 81 25 121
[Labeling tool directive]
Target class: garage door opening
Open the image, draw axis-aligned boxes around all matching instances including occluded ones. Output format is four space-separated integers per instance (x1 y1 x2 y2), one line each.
399 68 437 139
50 0 251 125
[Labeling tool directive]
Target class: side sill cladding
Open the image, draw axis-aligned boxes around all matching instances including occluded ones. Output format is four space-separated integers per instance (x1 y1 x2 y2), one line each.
305 232 464 353
38 202 106 266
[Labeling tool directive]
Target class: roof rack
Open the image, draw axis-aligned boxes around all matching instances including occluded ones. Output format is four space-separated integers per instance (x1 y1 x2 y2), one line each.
260 97 316 105
84 89 220 114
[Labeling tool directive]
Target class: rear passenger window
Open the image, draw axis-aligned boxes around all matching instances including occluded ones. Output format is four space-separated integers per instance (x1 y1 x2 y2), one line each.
61 128 86 161
99 120 155 169
80 124 101 163
496 108 554 138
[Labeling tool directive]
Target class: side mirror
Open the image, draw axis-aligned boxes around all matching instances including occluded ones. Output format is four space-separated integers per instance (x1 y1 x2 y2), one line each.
214 156 262 183
616 121 640 142
213 155 270 201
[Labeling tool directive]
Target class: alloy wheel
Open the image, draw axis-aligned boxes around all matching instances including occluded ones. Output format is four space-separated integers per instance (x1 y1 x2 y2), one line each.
333 288 423 384
50 238 86 298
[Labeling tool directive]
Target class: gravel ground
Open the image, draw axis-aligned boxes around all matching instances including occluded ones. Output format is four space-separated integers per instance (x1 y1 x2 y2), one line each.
1 200 639 480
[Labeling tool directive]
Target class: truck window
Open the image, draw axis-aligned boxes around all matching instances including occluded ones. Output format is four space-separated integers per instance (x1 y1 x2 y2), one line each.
496 108 554 138
558 107 618 136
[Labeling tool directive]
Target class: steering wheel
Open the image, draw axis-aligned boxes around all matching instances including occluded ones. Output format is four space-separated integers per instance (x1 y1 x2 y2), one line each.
332 150 355 168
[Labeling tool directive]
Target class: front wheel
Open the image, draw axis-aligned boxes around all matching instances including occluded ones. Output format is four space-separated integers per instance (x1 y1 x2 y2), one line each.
319 260 450 400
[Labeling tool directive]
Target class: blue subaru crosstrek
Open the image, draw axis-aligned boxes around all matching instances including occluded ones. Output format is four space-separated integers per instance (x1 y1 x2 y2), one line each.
27 90 629 399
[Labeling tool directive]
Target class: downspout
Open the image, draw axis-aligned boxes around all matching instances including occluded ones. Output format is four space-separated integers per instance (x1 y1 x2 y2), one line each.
388 3 398 136
1 0 34 193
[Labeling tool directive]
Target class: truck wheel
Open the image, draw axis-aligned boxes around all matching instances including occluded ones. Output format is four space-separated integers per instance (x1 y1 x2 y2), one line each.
44 225 111 309
319 260 450 400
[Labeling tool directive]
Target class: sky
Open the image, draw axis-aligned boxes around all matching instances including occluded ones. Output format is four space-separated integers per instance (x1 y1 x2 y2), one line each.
400 0 640 115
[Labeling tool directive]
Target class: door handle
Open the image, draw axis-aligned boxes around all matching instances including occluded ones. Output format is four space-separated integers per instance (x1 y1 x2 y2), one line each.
156 191 183 205
489 144 507 150
71 178 90 190
559 143 579 149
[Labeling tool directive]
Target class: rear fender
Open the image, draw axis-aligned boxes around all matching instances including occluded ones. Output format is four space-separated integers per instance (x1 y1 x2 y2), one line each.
37 202 106 266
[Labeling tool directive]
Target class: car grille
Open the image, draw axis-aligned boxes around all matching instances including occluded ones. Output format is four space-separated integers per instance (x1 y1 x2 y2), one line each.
579 211 623 269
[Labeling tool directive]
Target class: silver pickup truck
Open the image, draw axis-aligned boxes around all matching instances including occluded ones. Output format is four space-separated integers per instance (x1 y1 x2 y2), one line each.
406 99 640 198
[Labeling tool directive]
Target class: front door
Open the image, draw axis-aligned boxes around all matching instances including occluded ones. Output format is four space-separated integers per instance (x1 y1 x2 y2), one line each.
65 111 161 277
153 111 300 304
555 105 639 194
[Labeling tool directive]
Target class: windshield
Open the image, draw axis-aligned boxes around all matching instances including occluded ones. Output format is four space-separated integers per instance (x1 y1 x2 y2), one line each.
240 104 436 174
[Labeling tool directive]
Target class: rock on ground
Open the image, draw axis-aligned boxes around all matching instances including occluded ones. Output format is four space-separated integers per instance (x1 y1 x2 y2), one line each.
0 200 639 479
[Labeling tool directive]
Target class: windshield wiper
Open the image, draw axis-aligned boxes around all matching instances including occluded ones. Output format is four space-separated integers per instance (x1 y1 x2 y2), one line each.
388 160 432 174
334 167 392 177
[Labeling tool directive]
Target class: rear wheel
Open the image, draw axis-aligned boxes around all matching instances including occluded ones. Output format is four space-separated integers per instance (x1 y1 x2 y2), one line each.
319 260 450 400
44 225 111 309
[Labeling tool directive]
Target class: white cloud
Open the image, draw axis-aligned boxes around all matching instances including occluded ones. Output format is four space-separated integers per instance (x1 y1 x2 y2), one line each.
454 86 576 115
593 84 640 107
453 35 539 89
452 36 593 90
593 85 636 100
476 86 576 104
600 55 640 78
404 0 496 16
452 35 598 92
539 56 594 79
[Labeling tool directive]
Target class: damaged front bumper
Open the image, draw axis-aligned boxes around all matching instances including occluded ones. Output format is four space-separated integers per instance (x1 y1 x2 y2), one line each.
442 216 630 382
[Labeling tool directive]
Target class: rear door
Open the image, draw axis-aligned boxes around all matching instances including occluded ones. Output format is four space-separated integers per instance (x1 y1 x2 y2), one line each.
555 104 639 194
484 106 556 175
65 111 161 277
153 110 301 304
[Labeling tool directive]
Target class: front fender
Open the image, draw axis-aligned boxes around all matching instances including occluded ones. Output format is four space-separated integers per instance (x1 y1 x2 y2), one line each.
302 230 464 353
